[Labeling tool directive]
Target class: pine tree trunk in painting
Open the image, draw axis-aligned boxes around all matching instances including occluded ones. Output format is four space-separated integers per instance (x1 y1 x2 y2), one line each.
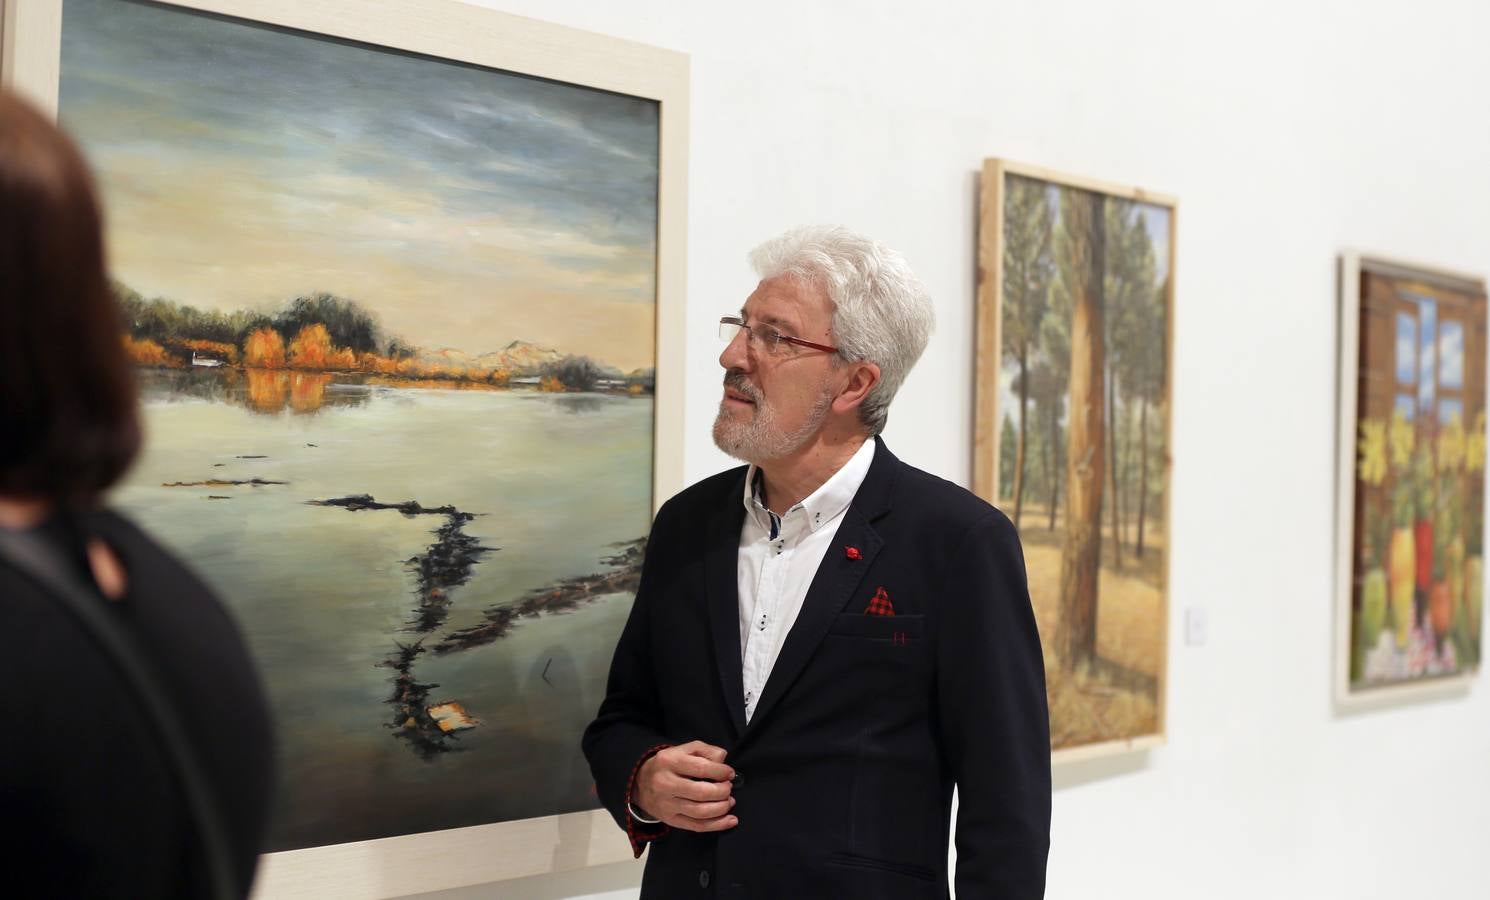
1106 367 1122 569
1047 416 1060 531
1012 348 1028 529
1058 191 1105 672
1136 396 1149 558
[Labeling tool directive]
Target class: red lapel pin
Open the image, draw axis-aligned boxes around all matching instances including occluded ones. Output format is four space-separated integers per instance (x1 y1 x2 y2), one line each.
845 545 861 560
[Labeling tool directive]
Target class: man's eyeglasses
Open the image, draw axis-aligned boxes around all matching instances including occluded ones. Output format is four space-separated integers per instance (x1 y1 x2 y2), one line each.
718 316 839 356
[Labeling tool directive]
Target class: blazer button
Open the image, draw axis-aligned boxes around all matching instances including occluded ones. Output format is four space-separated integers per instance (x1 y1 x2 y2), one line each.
699 869 710 888
731 772 745 789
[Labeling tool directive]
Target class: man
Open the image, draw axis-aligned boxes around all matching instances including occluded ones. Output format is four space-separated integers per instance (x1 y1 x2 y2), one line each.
583 226 1050 898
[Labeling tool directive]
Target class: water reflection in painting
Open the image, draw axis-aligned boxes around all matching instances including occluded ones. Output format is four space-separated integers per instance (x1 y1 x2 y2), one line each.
60 0 659 850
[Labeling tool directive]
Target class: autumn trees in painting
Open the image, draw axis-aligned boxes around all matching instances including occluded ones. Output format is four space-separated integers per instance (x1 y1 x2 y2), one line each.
978 161 1173 754
114 283 652 393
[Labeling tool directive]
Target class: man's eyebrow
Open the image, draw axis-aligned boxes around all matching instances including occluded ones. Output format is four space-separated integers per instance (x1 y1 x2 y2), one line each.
746 312 795 332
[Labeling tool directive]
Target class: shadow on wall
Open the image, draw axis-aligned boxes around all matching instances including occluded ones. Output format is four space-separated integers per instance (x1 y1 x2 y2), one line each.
1052 749 1151 792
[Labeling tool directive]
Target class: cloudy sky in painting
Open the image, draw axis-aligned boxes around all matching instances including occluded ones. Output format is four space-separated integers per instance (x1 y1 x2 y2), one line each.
59 0 659 368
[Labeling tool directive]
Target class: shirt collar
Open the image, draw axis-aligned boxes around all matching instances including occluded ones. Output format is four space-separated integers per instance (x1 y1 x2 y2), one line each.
740 438 878 535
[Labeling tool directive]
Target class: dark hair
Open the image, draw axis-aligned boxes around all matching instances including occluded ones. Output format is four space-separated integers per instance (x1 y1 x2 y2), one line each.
0 89 141 502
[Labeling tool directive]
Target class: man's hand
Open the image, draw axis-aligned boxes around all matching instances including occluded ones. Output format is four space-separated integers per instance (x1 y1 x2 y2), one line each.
633 741 738 832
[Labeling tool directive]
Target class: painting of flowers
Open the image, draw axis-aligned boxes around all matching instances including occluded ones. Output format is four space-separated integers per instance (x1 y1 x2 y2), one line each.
1342 256 1486 698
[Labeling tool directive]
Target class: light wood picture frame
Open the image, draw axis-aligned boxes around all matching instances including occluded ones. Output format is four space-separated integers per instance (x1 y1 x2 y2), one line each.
974 159 1175 764
2 0 687 895
1334 253 1485 710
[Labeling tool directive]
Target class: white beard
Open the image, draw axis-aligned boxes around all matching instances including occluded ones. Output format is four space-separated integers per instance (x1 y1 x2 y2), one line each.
712 379 835 463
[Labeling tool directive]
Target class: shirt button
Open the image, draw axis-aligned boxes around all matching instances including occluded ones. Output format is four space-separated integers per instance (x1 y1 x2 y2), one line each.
699 870 711 888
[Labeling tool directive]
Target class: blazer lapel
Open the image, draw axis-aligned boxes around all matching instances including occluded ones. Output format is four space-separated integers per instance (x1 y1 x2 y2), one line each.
705 477 749 736
740 438 900 739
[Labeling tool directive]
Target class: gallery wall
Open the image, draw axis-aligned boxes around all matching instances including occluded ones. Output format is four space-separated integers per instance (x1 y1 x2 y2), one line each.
426 0 1490 897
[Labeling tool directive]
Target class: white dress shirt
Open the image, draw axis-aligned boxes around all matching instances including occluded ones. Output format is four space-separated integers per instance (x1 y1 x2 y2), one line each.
628 439 877 823
737 438 876 722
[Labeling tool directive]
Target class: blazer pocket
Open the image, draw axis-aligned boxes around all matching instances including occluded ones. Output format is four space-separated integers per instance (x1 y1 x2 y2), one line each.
826 851 938 882
827 613 924 640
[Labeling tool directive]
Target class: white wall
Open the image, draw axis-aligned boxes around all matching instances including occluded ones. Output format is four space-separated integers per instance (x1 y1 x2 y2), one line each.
418 1 1490 896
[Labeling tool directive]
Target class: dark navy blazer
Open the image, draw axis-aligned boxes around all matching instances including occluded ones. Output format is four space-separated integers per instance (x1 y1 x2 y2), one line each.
583 438 1051 898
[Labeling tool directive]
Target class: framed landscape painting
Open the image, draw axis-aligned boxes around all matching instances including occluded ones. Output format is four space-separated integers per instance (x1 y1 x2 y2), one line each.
2 0 687 895
974 159 1174 763
1335 254 1485 708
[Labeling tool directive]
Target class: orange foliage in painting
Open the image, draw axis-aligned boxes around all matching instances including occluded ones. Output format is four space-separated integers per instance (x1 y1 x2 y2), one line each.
245 368 290 413
122 335 180 367
121 317 575 391
358 353 400 375
243 327 286 368
353 352 510 384
290 372 332 413
287 324 334 369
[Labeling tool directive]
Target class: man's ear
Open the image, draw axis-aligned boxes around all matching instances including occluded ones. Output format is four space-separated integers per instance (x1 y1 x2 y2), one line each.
832 361 880 415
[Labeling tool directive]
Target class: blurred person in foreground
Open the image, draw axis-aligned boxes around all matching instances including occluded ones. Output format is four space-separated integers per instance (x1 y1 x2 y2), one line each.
0 88 274 898
584 225 1051 898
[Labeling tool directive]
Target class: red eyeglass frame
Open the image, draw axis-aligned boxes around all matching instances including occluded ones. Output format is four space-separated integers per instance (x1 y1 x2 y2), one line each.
719 315 839 355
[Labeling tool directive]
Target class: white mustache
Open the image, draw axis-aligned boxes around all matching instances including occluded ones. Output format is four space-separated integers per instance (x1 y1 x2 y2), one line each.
723 372 761 402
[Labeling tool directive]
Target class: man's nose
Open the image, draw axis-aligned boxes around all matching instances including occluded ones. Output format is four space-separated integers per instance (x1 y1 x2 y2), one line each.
719 326 751 371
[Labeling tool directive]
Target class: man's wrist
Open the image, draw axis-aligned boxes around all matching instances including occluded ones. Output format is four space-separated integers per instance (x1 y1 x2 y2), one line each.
628 799 662 824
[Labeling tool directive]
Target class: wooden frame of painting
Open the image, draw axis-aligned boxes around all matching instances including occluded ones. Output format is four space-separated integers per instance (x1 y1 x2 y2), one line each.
973 159 1175 765
2 0 687 895
1334 253 1485 710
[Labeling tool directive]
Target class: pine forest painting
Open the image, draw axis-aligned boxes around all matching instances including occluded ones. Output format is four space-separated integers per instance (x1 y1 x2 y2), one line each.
975 160 1173 756
58 0 661 850
1338 256 1485 701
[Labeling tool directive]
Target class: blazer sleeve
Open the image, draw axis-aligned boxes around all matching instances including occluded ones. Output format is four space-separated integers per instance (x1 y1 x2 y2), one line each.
581 505 677 852
934 510 1051 898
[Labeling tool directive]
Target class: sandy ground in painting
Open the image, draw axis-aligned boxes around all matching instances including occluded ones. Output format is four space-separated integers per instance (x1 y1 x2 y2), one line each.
1011 503 1165 750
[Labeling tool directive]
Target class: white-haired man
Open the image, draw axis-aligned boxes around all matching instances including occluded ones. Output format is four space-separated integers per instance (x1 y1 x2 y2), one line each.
584 226 1050 898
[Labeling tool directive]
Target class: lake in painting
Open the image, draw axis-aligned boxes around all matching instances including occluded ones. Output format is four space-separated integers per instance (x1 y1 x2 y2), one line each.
59 0 659 849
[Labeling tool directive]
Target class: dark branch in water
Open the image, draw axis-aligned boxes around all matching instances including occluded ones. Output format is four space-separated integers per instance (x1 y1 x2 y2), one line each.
307 494 496 633
377 640 462 758
311 494 498 761
163 477 287 487
308 493 466 520
235 454 268 459
432 538 644 655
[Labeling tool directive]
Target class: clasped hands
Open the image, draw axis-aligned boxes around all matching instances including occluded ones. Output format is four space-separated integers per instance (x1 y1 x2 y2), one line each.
633 740 739 832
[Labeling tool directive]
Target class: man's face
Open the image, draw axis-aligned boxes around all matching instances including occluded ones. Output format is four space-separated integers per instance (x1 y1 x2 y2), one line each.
713 275 840 463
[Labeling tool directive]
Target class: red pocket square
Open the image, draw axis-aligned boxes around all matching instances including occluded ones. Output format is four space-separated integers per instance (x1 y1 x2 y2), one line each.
865 586 894 616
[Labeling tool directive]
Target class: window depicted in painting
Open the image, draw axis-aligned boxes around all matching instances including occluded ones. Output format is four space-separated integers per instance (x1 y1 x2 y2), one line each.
976 161 1174 757
1351 262 1486 690
59 0 660 850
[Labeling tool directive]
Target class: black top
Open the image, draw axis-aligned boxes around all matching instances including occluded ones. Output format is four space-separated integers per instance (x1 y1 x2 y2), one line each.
583 438 1051 899
0 508 275 898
